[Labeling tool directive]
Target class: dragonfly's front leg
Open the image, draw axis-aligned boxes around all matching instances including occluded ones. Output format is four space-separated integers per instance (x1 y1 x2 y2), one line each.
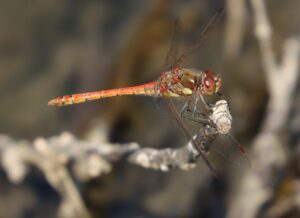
199 93 214 110
180 99 210 124
198 91 228 110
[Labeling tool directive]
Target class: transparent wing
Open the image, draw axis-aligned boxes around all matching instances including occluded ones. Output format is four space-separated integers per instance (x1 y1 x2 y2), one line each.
175 7 225 67
153 19 181 112
164 19 180 71
206 134 250 171
156 8 227 178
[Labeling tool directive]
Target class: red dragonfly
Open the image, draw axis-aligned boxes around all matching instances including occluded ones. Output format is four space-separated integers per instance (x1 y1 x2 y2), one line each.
48 8 247 178
48 68 221 107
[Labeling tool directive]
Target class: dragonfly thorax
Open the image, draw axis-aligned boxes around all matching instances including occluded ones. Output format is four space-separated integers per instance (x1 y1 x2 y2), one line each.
157 68 197 97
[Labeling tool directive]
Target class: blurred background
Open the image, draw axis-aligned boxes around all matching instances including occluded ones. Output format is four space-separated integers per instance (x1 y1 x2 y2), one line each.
0 0 300 217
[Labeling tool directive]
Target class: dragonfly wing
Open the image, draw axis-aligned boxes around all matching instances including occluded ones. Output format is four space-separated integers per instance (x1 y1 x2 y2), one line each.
153 19 181 114
163 19 181 71
175 7 225 67
206 134 250 171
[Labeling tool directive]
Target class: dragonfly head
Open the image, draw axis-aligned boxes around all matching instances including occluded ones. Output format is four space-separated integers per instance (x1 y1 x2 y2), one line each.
199 69 222 95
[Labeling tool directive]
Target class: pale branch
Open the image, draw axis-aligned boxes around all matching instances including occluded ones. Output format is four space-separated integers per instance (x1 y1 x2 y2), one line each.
227 0 300 218
0 124 218 217
128 146 197 171
0 128 217 179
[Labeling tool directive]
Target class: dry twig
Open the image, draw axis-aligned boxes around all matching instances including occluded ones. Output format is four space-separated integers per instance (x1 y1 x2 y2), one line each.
0 121 219 217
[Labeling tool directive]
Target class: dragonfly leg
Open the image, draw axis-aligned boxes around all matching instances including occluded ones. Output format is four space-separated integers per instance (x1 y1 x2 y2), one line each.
199 93 213 110
192 94 199 114
180 99 192 119
181 99 210 124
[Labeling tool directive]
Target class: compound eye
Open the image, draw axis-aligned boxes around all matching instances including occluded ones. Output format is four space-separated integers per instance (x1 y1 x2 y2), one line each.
205 79 211 87
207 77 215 88
203 76 215 95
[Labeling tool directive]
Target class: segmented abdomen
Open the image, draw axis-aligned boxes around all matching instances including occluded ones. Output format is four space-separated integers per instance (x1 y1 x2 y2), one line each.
48 82 158 106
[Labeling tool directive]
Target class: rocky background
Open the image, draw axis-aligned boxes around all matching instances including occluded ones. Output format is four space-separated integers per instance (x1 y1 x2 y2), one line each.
0 0 300 217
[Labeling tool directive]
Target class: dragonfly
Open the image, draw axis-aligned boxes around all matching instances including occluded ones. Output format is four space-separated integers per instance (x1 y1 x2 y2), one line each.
48 9 223 107
48 8 248 178
48 68 221 107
